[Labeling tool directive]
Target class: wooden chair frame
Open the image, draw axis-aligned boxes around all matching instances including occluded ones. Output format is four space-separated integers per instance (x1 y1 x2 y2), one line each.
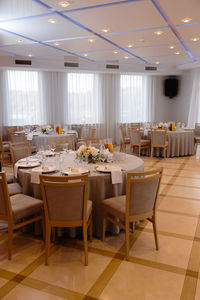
9 132 26 143
40 174 92 266
71 125 83 140
84 138 105 145
129 128 150 157
0 172 43 260
10 141 31 166
102 168 163 259
48 136 73 150
5 126 18 141
119 124 130 152
0 136 10 166
151 129 168 158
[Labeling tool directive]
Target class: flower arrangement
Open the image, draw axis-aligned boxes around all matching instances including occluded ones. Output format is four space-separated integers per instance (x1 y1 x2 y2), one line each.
77 145 100 163
42 125 53 134
158 122 168 129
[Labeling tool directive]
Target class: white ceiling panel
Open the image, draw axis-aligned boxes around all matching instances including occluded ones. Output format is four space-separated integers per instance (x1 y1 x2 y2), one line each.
66 1 167 33
176 24 200 42
133 45 184 58
0 30 33 46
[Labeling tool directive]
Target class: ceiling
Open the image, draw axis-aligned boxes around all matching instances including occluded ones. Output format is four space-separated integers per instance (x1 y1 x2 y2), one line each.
0 0 200 72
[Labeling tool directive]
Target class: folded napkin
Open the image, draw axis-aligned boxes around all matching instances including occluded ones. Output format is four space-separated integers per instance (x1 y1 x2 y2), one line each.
111 169 123 184
31 169 41 184
27 133 33 141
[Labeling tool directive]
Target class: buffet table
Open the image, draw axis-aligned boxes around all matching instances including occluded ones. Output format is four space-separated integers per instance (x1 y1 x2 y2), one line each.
17 152 144 236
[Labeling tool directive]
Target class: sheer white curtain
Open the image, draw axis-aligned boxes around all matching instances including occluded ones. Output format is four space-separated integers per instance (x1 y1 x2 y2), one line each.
119 74 155 123
187 69 200 128
3 70 46 126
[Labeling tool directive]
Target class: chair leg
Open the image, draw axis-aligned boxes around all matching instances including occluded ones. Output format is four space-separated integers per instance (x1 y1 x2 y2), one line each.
89 215 93 242
138 146 141 157
151 147 153 158
83 224 88 266
8 225 13 260
45 224 51 265
152 215 159 250
125 221 130 260
52 227 56 242
102 214 106 241
132 222 135 233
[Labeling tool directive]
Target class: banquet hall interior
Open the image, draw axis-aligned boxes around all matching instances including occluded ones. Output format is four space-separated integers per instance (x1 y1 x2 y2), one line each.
0 0 200 299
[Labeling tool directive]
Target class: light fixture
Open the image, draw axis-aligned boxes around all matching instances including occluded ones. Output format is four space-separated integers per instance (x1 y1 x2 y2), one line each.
113 51 118 54
88 38 94 43
124 56 129 59
175 51 180 55
127 44 133 48
54 42 60 46
102 28 109 33
48 18 58 24
181 17 192 23
169 45 175 49
154 31 163 35
191 37 199 42
17 39 23 43
58 1 70 7
155 61 159 65
84 54 88 57
28 54 32 57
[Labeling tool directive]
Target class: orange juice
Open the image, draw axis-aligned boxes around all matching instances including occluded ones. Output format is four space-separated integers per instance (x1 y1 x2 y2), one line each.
108 142 114 153
104 143 109 149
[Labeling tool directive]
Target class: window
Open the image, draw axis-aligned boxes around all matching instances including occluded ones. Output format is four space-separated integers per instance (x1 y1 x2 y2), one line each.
66 73 102 124
120 75 149 123
5 70 43 125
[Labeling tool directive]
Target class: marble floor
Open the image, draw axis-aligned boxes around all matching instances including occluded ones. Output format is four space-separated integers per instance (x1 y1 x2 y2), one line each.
0 155 200 300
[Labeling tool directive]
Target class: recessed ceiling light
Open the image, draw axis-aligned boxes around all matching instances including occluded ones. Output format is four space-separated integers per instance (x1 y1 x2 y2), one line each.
113 51 118 54
124 56 129 59
175 51 180 55
154 31 163 35
84 54 88 57
58 1 70 7
169 45 175 49
48 18 58 24
181 17 192 23
88 39 94 43
28 54 32 57
127 44 133 48
17 39 23 43
102 28 109 33
191 37 199 42
54 42 60 46
155 61 159 64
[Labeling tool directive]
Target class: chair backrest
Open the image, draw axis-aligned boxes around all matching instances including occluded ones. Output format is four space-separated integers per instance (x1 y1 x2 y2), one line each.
0 172 12 220
5 126 18 140
129 128 141 145
0 136 3 152
151 129 167 146
9 132 26 143
195 123 200 136
71 125 83 139
48 136 73 151
120 124 126 142
126 168 163 218
40 174 88 225
84 138 105 149
88 127 96 138
10 142 31 165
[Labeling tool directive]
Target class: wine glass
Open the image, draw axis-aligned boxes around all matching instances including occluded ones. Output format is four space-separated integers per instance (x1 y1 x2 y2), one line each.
50 143 56 153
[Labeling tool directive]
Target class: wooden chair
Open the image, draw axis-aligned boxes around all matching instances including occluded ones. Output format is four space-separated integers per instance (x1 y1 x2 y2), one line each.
102 168 163 259
48 136 73 151
84 138 105 149
119 124 130 152
130 122 141 128
40 174 93 266
0 136 10 166
9 132 36 153
10 142 31 166
88 126 96 138
129 128 150 157
71 125 83 140
5 126 18 141
151 129 168 158
194 123 200 149
0 172 43 260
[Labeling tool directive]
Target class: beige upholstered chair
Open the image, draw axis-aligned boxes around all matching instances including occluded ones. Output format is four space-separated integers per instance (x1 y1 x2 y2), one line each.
48 136 73 151
0 172 43 260
40 174 93 266
9 132 36 153
129 128 150 157
5 126 18 141
102 168 163 259
194 123 200 148
0 136 10 166
10 142 31 166
120 124 130 152
151 129 168 158
71 125 83 140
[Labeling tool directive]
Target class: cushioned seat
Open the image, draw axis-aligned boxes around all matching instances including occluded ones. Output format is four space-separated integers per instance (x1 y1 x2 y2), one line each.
10 194 43 223
6 174 14 183
8 183 22 196
31 146 37 153
102 195 125 220
141 139 150 145
124 137 130 143
3 144 10 152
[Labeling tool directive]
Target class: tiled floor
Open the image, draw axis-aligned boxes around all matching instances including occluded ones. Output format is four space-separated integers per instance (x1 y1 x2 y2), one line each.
0 155 200 299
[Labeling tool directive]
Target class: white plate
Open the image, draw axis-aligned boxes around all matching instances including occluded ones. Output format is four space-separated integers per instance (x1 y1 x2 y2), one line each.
40 150 55 156
17 161 41 168
96 165 122 173
33 165 57 173
62 167 89 175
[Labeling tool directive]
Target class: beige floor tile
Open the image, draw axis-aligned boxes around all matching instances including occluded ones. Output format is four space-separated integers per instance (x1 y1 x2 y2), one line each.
173 177 200 188
179 169 200 179
130 231 192 269
160 185 200 200
90 234 125 253
195 279 200 300
30 246 111 294
99 261 184 300
0 235 44 273
0 278 8 289
2 284 65 300
145 212 198 237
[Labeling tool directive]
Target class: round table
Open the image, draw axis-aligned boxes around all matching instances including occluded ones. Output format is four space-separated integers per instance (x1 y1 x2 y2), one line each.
17 153 144 237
